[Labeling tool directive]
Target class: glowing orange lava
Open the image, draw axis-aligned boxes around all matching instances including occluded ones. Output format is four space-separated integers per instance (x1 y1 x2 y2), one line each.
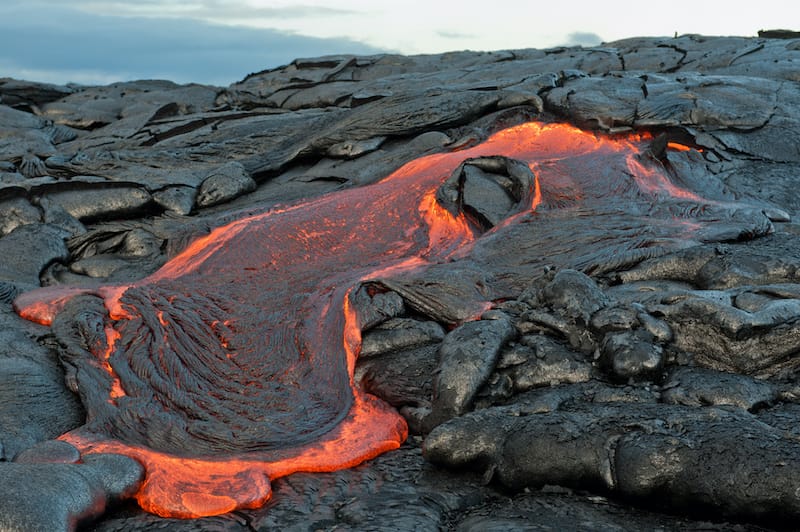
13 121 711 518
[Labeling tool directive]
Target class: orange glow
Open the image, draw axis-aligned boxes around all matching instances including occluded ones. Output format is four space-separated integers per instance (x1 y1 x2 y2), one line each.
102 326 126 401
528 165 542 211
14 121 723 518
625 156 705 202
667 141 700 152
418 190 475 258
60 391 406 518
12 286 92 326
342 290 361 378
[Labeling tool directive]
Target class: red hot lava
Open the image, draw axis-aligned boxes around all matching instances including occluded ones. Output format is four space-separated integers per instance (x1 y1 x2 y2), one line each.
14 122 708 518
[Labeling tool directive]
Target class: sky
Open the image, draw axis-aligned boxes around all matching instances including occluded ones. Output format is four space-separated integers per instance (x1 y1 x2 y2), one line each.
1 0 798 86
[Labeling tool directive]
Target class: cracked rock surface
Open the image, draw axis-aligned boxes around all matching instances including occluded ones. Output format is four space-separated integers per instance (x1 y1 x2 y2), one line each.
3 34 800 530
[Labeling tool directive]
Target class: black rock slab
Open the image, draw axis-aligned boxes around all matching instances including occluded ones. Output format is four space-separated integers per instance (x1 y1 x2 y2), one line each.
0 195 41 236
0 454 143 532
359 344 439 414
661 366 777 411
195 162 256 208
0 78 73 109
151 185 197 215
426 316 516 428
496 335 595 392
376 264 492 325
0 222 69 287
0 354 84 460
360 317 444 358
424 399 800 521
35 179 154 223
13 439 81 464
599 329 664 382
436 155 535 231
455 491 762 532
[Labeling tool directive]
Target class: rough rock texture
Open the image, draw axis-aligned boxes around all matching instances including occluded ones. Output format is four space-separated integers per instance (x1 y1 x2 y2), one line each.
3 34 800 529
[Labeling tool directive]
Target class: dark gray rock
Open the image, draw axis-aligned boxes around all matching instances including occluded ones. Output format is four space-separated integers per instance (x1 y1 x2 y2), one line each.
757 402 800 441
38 80 218 132
427 317 516 428
524 269 610 326
0 196 40 236
19 153 48 177
377 265 492 325
0 453 144 532
424 399 800 521
589 304 640 334
245 444 487 532
152 185 197 215
599 330 664 382
40 183 153 222
195 161 256 208
496 335 594 392
350 283 406 331
13 439 81 464
360 317 444 358
0 78 74 108
0 350 84 461
359 344 439 416
661 366 777 411
519 270 611 353
326 136 386 158
544 75 642 130
38 196 86 237
0 223 69 286
645 287 800 376
436 156 535 231
454 491 757 532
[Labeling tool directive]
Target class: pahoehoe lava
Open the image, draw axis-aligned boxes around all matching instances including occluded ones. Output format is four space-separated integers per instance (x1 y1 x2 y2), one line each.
11 121 775 518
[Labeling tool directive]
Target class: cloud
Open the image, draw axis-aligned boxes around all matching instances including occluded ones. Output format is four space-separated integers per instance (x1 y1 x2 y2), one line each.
0 2 384 86
436 30 476 40
71 0 359 22
563 31 604 47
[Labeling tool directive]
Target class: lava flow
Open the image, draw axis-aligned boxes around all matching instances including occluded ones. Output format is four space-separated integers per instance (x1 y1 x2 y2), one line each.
14 122 714 518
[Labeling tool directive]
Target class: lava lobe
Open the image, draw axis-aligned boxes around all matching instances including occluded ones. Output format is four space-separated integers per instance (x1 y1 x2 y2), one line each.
13 122 718 518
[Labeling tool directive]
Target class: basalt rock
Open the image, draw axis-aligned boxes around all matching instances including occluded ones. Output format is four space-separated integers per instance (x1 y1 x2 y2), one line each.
424 397 800 522
0 196 41 236
359 317 444 358
661 366 778 411
0 223 69 289
495 334 595 393
195 161 256 208
0 354 84 460
425 316 516 429
0 453 143 532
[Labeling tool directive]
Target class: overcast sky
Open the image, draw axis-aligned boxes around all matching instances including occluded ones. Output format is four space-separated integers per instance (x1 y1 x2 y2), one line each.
1 0 798 86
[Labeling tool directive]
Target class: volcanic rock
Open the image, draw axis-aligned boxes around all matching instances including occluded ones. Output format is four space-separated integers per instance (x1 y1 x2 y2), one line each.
0 196 41 236
195 161 256 208
0 454 143 532
424 398 800 521
360 317 445 358
13 439 81 464
0 223 69 288
495 334 595 393
0 354 84 460
599 329 665 382
661 366 778 411
426 316 516 428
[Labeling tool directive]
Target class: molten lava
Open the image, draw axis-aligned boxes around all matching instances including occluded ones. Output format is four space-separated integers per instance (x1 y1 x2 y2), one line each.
14 122 713 518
